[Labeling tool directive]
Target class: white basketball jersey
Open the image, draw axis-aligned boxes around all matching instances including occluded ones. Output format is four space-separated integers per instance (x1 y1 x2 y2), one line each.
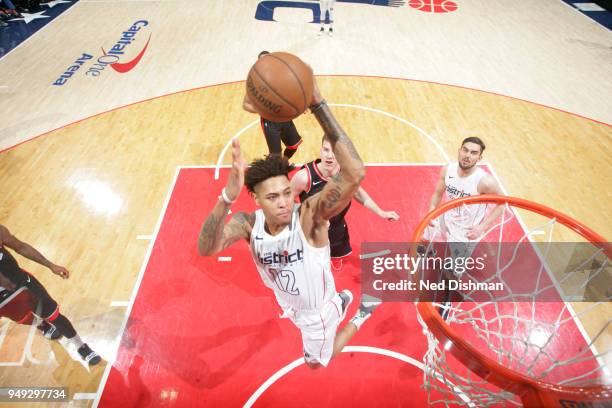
443 163 487 240
249 204 336 312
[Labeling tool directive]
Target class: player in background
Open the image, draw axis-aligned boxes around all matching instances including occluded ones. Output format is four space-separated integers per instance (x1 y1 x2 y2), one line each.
427 137 504 246
424 137 504 318
319 0 335 36
0 224 101 365
291 135 399 271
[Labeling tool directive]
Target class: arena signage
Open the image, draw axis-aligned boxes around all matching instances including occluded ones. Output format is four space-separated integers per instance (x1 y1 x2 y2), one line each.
52 20 151 86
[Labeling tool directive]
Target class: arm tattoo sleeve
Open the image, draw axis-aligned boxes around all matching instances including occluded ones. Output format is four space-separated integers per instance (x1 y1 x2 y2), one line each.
312 103 362 161
198 213 223 255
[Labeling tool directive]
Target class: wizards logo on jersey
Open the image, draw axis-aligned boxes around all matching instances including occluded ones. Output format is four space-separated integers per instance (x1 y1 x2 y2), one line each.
445 184 470 198
258 248 304 265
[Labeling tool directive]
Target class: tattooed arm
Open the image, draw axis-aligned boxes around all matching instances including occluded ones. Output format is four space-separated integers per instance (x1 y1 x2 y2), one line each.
299 79 365 246
198 209 254 256
309 81 365 222
198 138 254 256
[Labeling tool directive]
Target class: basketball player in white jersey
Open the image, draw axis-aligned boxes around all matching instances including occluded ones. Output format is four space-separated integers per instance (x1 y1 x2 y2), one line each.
198 82 379 368
425 137 503 319
427 137 504 246
319 0 335 36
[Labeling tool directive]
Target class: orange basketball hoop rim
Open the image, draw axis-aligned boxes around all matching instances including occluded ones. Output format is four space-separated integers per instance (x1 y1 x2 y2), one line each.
413 194 611 407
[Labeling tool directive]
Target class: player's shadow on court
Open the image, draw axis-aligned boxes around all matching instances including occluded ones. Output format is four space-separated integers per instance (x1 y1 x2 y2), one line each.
117 276 281 389
119 316 281 390
100 354 151 408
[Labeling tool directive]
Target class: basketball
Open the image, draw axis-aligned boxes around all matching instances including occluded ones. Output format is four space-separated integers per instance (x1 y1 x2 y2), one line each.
246 52 314 122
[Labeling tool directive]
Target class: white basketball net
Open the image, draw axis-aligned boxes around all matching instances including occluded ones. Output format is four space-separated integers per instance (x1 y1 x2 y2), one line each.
416 203 611 407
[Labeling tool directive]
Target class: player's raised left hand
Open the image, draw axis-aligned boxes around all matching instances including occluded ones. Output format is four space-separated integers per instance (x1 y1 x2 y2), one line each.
225 138 246 202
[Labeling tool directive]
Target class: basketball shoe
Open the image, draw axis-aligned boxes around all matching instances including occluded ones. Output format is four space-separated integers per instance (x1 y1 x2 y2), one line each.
338 289 353 321
77 344 101 366
349 294 382 329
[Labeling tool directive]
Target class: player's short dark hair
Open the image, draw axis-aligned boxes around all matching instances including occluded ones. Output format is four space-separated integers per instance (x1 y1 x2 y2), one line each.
258 50 270 58
461 137 486 153
245 155 295 194
321 134 331 144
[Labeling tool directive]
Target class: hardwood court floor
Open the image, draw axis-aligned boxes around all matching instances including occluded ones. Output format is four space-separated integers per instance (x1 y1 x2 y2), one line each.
0 76 610 406
0 0 610 406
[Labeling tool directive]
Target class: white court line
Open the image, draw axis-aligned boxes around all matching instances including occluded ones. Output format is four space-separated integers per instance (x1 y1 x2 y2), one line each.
218 257 232 262
214 105 450 180
109 301 129 307
243 346 474 408
0 302 53 367
214 120 260 180
73 393 97 400
136 235 152 240
330 104 451 162
0 320 10 351
22 318 51 366
0 312 48 366
92 167 183 408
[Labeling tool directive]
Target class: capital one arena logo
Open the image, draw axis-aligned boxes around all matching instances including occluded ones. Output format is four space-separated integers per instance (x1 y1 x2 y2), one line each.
253 0 458 23
53 20 151 86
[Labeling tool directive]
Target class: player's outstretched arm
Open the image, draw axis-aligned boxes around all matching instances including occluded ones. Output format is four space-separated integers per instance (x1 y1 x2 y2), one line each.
354 187 400 221
198 139 255 256
0 224 69 279
309 81 365 221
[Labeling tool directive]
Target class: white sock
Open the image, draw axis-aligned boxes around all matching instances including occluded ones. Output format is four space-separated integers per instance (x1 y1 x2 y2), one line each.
67 334 84 349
